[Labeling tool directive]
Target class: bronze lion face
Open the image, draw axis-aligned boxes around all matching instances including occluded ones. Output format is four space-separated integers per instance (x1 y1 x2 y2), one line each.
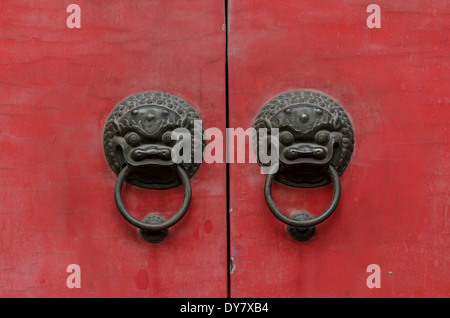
104 92 204 189
253 90 354 187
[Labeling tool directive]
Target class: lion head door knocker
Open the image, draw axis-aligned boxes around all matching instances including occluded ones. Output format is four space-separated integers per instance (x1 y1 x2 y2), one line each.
253 90 354 241
103 91 204 243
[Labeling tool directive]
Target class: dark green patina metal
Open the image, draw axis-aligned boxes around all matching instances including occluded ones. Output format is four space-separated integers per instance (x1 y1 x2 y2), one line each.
104 91 203 243
253 90 354 241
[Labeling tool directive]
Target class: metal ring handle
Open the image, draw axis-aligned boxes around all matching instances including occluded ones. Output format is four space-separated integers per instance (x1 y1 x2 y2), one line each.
114 165 192 232
264 165 341 228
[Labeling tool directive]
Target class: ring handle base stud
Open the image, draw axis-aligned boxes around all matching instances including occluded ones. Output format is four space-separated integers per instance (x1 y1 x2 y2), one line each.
140 214 169 243
286 212 316 241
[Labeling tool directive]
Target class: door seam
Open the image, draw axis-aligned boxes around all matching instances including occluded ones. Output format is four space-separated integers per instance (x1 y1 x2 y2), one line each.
225 0 231 299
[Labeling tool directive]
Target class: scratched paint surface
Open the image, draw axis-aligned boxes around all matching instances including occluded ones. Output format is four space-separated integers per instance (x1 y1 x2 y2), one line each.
0 0 227 297
228 0 449 297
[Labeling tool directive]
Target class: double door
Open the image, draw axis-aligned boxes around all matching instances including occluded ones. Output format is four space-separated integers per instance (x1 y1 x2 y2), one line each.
0 0 448 298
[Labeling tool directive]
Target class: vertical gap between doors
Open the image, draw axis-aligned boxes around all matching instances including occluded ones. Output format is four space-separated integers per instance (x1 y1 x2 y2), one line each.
225 0 231 299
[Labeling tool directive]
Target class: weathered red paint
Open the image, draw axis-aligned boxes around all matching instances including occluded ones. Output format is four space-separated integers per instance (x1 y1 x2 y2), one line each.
0 0 448 299
228 0 449 297
0 0 227 297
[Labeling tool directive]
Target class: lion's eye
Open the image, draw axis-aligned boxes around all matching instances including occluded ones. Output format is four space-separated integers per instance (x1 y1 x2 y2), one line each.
125 132 141 146
162 131 173 145
315 130 330 145
279 131 294 145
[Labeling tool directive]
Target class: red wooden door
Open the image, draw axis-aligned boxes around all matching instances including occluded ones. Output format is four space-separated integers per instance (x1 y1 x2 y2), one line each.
0 0 227 297
1 0 448 300
228 0 449 297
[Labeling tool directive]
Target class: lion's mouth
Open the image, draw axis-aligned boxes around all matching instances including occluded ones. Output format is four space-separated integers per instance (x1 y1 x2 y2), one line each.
283 144 328 160
130 145 172 161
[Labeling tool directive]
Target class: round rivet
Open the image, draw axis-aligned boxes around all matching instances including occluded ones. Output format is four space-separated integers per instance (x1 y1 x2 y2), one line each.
300 113 309 123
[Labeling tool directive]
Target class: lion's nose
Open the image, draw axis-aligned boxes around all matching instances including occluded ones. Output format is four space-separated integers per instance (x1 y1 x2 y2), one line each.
284 145 327 160
131 146 172 161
